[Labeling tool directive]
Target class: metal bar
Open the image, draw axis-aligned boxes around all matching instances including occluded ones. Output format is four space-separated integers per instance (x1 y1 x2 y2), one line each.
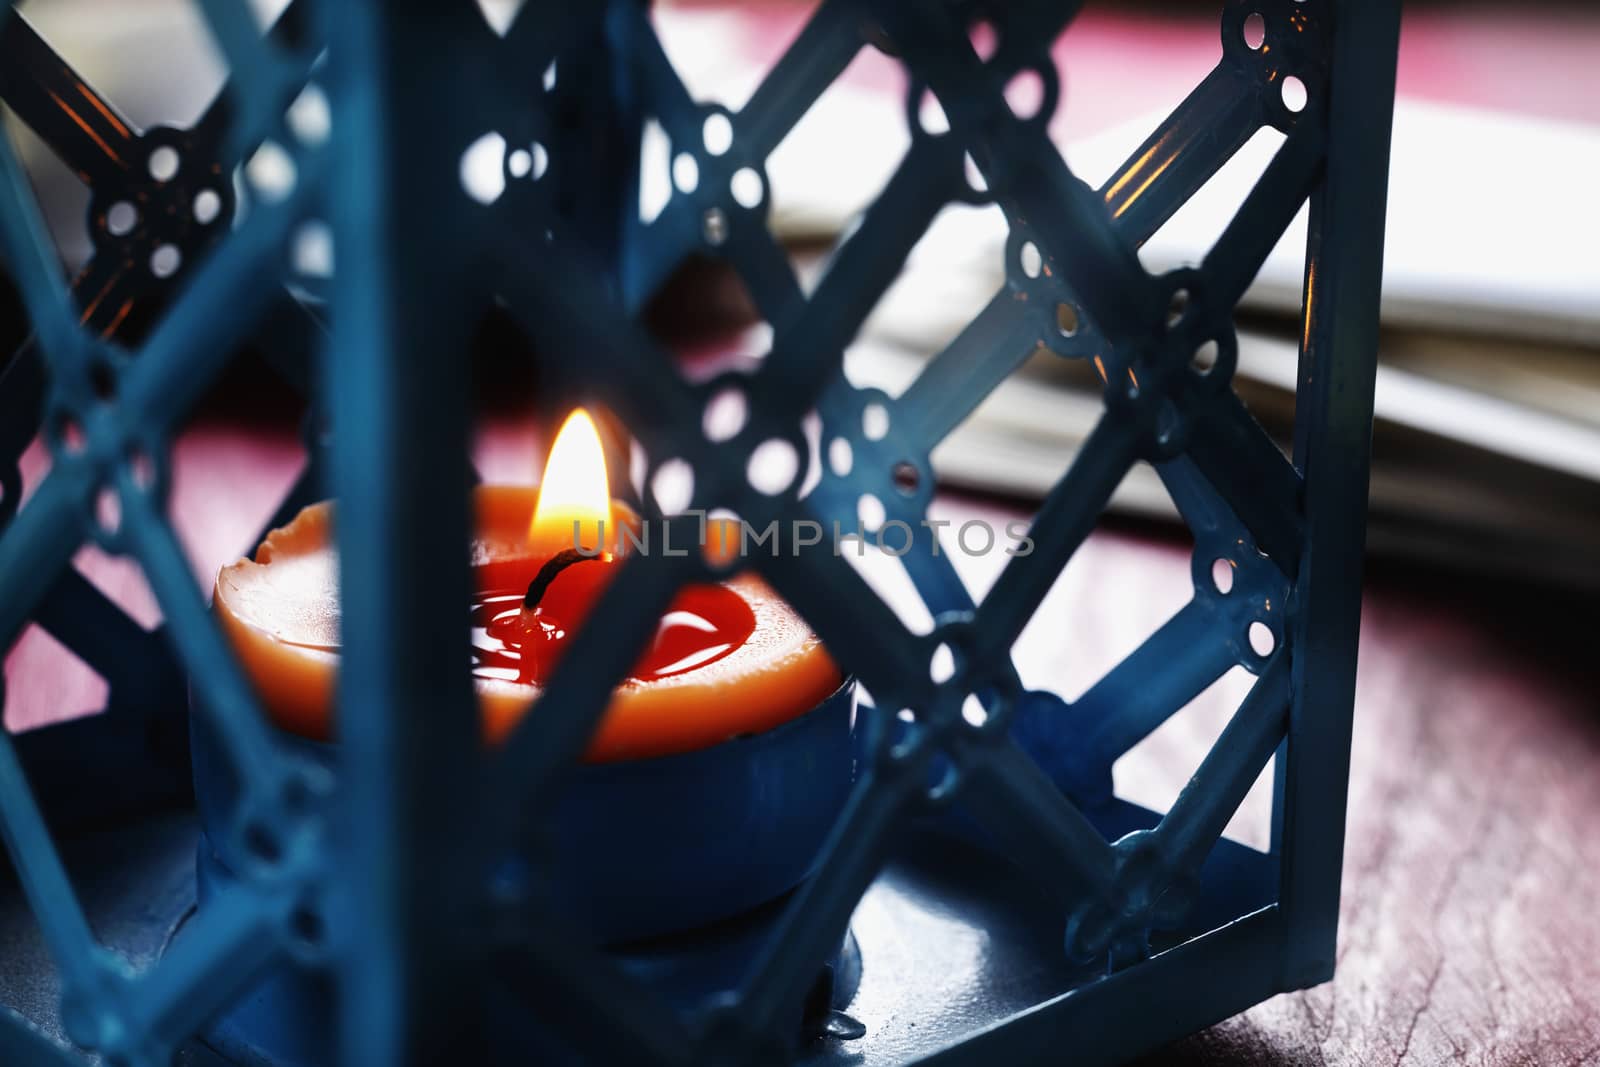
883 0 1154 349
0 13 137 184
1152 651 1291 877
912 905 1285 1067
487 552 687 840
1276 0 1401 992
736 0 863 159
68 252 144 338
192 0 317 172
0 108 78 361
961 739 1119 905
758 530 938 713
1183 388 1303 576
1069 598 1236 773
121 488 281 791
0 338 46 469
249 288 322 395
0 728 103 995
325 6 487 1063
120 158 320 431
898 519 977 618
194 0 274 90
0 463 92 649
1102 63 1264 247
899 288 1039 448
739 769 918 1035
972 414 1142 662
762 137 951 408
33 567 163 690
719 213 807 329
126 888 284 1054
1201 116 1326 312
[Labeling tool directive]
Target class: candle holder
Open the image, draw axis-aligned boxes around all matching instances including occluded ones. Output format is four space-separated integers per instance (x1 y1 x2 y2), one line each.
185 678 862 1064
0 2 1398 1065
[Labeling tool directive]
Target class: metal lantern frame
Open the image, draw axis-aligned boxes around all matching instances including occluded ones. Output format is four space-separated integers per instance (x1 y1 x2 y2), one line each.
0 1 1399 1064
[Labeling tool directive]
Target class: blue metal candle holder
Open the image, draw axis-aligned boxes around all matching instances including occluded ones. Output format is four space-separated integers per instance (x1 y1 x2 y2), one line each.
0 1 1399 1065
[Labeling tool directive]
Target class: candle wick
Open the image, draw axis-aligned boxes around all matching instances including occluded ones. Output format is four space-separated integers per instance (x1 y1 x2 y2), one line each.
523 549 604 611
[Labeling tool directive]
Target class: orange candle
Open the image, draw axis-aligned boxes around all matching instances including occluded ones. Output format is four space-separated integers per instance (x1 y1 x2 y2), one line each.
214 410 842 762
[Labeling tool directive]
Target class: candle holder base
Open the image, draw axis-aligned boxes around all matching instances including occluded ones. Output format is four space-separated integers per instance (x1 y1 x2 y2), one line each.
179 677 861 1063
170 889 863 1067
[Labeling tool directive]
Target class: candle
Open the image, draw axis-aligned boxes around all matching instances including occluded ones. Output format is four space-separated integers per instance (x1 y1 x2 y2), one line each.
214 409 842 762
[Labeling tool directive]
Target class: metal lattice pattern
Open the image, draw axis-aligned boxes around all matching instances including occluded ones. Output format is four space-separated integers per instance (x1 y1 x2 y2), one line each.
0 1 1398 1064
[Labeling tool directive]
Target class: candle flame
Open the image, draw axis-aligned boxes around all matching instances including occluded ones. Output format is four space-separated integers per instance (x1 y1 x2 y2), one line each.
530 408 611 557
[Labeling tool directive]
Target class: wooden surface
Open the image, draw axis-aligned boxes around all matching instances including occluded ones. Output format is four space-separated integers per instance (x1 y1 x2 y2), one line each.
6 416 1599 1063
1144 561 1600 1065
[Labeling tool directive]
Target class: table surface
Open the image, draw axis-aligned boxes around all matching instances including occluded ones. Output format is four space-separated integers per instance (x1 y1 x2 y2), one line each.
6 413 1599 1064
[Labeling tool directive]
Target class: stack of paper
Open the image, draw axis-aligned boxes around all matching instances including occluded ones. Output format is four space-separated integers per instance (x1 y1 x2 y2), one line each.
734 57 1600 585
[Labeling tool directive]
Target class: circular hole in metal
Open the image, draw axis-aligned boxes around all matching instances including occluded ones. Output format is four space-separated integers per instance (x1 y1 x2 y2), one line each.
1192 339 1219 374
95 486 121 537
702 207 728 246
507 148 532 178
730 167 764 209
651 458 695 515
1242 12 1266 50
968 18 999 61
149 244 182 278
531 142 549 180
672 152 699 194
287 83 332 145
280 770 320 816
857 493 886 532
917 89 950 136
1155 400 1180 444
1248 620 1276 657
292 221 334 277
243 820 283 866
862 402 890 441
57 414 85 454
106 200 137 236
891 460 919 496
127 444 155 491
248 140 299 202
89 359 116 401
147 145 180 182
702 386 747 442
929 642 956 683
459 132 505 204
192 189 222 225
1019 240 1042 279
290 905 325 947
1211 557 1235 594
1004 69 1045 120
961 693 989 727
703 113 734 156
1056 302 1079 337
963 152 987 194
828 437 853 477
1166 288 1189 327
1281 75 1308 114
748 438 799 496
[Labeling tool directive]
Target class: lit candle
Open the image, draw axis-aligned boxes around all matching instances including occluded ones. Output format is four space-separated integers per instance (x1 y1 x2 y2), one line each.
214 409 842 761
